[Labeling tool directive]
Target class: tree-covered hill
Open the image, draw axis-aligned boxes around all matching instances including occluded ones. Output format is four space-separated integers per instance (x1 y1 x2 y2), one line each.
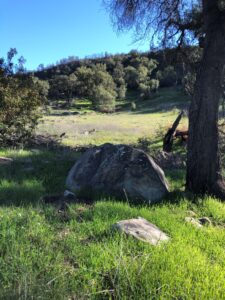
33 47 200 112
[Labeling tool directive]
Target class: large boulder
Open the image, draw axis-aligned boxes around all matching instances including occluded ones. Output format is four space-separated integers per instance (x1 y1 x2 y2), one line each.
66 143 169 204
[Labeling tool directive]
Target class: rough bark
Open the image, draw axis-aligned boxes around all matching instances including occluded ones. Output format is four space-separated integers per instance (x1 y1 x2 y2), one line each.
186 0 225 198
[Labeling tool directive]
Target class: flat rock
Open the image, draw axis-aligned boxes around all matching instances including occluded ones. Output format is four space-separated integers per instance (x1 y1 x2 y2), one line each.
113 217 169 245
186 210 197 217
185 216 212 227
0 157 13 165
185 217 203 228
66 143 169 204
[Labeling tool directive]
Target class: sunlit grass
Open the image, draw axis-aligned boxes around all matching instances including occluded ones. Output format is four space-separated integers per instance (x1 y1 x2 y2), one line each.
1 88 224 298
0 149 224 298
38 87 189 147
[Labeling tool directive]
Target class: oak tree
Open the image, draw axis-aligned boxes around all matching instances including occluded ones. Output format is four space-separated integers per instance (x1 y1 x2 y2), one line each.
104 0 225 198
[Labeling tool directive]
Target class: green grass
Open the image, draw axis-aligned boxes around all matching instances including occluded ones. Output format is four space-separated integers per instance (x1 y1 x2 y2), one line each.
0 149 225 299
38 87 189 147
1 88 225 299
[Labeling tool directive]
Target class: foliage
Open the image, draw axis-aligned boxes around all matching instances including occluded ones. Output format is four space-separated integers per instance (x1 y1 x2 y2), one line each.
124 58 159 99
157 65 177 87
131 101 136 111
112 61 127 99
36 50 176 104
74 66 95 98
125 66 140 89
49 74 77 106
93 85 116 112
139 79 159 99
75 64 117 112
33 77 50 98
0 49 47 146
117 84 127 99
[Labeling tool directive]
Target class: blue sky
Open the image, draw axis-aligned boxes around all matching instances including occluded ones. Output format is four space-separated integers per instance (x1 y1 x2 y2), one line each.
1 0 150 70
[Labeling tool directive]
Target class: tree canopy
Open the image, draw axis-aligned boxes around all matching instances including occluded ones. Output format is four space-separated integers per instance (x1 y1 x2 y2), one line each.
104 0 203 47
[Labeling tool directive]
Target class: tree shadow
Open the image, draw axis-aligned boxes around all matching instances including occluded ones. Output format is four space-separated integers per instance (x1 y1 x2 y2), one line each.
0 134 190 209
131 101 189 115
0 142 82 207
117 87 190 115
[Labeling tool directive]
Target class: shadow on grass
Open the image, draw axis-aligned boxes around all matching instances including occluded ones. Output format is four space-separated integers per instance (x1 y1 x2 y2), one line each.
118 87 190 115
0 135 189 209
0 144 81 207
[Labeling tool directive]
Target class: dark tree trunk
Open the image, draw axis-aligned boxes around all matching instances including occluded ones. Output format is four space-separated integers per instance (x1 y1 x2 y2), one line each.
163 111 184 152
186 0 225 198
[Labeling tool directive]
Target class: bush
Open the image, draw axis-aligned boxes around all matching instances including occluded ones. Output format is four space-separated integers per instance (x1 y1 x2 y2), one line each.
117 84 127 99
93 86 116 113
139 83 151 99
0 50 46 146
125 66 140 89
131 101 136 111
113 62 127 99
157 66 177 87
139 79 159 99
150 79 160 92
75 64 117 101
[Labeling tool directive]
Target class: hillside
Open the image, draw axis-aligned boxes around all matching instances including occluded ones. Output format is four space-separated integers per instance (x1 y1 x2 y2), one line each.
33 47 199 116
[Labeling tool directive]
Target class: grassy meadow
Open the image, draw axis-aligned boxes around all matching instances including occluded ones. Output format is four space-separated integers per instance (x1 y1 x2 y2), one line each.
1 87 225 299
38 87 189 147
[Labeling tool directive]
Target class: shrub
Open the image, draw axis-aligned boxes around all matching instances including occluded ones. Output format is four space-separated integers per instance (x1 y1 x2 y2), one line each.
139 83 152 99
117 84 127 99
113 62 127 99
49 74 76 107
93 86 116 113
150 79 160 92
157 66 177 87
75 64 117 112
139 79 159 99
0 49 46 146
131 101 136 111
125 66 140 89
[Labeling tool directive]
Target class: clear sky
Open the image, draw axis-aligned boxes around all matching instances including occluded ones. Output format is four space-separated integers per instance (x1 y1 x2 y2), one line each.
1 0 150 70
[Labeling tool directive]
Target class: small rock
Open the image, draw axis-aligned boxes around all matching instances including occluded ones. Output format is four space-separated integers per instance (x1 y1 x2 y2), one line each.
186 210 197 217
0 157 13 165
64 190 76 201
198 217 212 226
185 217 202 228
113 217 169 245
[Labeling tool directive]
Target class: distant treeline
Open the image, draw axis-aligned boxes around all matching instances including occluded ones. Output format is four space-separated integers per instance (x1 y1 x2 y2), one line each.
34 47 201 112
